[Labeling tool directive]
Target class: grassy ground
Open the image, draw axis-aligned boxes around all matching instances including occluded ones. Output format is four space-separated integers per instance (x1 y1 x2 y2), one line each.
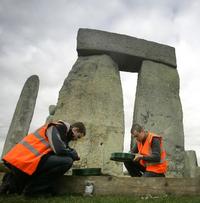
0 195 200 203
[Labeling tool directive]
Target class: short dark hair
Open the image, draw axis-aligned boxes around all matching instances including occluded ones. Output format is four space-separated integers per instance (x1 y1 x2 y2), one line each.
131 123 143 133
71 122 86 136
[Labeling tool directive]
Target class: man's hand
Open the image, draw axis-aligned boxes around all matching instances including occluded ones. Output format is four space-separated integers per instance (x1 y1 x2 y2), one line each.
66 148 80 161
133 153 143 161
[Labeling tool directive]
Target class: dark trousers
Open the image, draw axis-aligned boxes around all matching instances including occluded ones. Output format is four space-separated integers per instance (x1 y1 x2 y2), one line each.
1 155 73 196
124 161 165 177
24 155 73 196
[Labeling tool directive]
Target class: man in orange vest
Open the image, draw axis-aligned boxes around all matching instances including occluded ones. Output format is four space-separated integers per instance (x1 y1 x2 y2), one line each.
0 120 86 196
124 123 167 177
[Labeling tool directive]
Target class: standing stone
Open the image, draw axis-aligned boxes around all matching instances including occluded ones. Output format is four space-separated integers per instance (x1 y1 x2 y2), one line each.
133 60 184 177
184 150 198 177
49 105 56 115
46 104 56 123
2 75 39 157
53 55 124 175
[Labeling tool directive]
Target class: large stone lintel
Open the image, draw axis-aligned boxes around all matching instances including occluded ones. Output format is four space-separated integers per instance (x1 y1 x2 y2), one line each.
77 28 176 72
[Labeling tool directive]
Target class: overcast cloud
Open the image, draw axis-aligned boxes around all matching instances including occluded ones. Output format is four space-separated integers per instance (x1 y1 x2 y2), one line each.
0 0 199 164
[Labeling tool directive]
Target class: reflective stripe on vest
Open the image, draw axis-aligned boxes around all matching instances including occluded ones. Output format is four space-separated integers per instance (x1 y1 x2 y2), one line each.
19 131 50 157
33 131 50 149
20 140 40 156
3 124 53 175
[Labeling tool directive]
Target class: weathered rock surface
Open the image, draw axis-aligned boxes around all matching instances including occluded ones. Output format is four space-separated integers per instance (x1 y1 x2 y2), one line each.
2 75 39 157
49 105 56 115
133 60 184 177
184 150 199 177
46 104 56 123
77 28 176 72
53 55 124 175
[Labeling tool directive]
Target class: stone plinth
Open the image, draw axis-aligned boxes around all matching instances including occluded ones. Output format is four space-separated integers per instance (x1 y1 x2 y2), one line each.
133 60 184 177
53 55 124 176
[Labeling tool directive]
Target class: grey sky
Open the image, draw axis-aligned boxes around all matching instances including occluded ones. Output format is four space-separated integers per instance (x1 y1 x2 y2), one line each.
0 0 199 164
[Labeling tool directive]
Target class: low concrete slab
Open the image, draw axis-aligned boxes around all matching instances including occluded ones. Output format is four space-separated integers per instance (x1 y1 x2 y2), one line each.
77 28 176 72
56 175 200 196
0 163 199 196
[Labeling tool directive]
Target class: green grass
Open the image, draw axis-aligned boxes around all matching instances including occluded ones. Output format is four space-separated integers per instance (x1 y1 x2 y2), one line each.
0 195 200 203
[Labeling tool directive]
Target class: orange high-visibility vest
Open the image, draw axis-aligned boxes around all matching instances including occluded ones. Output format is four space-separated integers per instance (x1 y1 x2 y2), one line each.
3 124 53 175
137 132 167 174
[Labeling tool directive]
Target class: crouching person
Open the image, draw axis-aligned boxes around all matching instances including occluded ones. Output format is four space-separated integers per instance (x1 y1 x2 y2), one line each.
0 120 86 196
124 123 167 177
